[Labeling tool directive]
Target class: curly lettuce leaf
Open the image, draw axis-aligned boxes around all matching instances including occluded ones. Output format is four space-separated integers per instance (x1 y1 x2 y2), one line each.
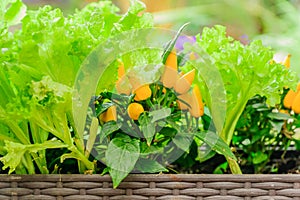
0 0 26 26
0 139 67 174
191 25 297 145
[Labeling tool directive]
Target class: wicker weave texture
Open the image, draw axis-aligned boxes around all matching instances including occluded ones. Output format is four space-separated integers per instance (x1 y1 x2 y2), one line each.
0 174 299 199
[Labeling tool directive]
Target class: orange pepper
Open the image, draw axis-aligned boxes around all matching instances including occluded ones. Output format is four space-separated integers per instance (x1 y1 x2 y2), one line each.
292 92 300 114
99 106 117 122
189 85 204 118
283 90 297 109
134 84 152 101
165 50 177 70
116 76 131 95
281 54 291 69
177 92 191 111
127 102 144 120
117 59 125 79
174 69 195 94
283 82 300 110
160 66 180 88
160 50 179 88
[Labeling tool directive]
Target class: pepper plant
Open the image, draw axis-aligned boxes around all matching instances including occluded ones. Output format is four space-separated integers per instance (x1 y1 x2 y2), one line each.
91 27 236 187
184 25 298 173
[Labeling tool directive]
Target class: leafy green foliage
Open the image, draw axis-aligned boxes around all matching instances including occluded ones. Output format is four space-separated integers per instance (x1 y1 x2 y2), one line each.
106 134 140 188
0 139 67 174
194 131 236 161
233 94 300 173
187 25 297 173
94 25 238 185
1 0 298 189
0 0 26 26
0 0 154 175
135 158 168 173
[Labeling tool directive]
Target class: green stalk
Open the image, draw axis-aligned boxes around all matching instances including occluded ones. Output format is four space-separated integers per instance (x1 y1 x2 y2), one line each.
29 121 49 173
30 121 48 143
15 163 28 174
31 115 62 140
54 112 91 173
6 121 30 145
67 112 85 153
22 153 36 174
5 120 50 174
69 145 95 172
220 98 249 144
219 97 249 174
30 152 49 174
52 113 73 145
67 112 88 173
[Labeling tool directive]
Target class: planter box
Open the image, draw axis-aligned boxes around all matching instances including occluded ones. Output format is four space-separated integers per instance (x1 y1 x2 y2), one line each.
0 174 300 199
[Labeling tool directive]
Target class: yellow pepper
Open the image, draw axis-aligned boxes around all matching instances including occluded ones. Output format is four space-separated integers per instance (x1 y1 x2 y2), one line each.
134 84 152 101
283 90 297 109
161 66 180 88
281 54 291 69
174 69 195 94
116 76 132 95
161 50 180 88
165 50 177 70
127 102 144 120
292 92 300 114
117 59 125 79
189 85 204 118
177 92 191 111
99 105 117 122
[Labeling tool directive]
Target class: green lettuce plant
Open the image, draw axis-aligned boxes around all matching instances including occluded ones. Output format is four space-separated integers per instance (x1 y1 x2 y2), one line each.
185 25 297 173
0 0 153 174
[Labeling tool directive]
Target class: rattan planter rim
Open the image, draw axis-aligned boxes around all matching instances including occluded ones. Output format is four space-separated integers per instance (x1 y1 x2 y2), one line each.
1 173 300 182
1 174 300 199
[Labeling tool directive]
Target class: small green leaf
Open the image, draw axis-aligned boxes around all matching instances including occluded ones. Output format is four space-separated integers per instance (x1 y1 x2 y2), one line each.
158 127 177 137
252 151 268 164
149 108 171 123
197 144 216 162
162 22 189 64
101 167 109 175
140 141 164 156
270 120 285 133
101 121 121 138
135 158 168 173
173 131 193 153
85 117 99 158
194 131 236 161
139 113 156 146
213 162 228 174
95 102 114 117
267 112 294 120
106 134 140 188
292 129 300 140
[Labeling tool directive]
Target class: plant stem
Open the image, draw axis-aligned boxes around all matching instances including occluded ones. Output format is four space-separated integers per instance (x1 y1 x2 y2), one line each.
23 153 36 174
219 97 249 174
220 98 249 145
69 145 95 172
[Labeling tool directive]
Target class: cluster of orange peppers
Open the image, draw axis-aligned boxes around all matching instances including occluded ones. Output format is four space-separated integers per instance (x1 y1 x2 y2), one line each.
280 54 300 114
160 51 204 118
100 50 205 122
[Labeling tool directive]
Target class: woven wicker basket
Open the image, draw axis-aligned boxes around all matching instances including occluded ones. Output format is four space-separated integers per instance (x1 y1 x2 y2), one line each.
1 174 300 199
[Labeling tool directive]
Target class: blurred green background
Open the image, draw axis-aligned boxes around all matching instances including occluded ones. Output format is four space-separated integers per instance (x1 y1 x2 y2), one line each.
23 0 300 75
